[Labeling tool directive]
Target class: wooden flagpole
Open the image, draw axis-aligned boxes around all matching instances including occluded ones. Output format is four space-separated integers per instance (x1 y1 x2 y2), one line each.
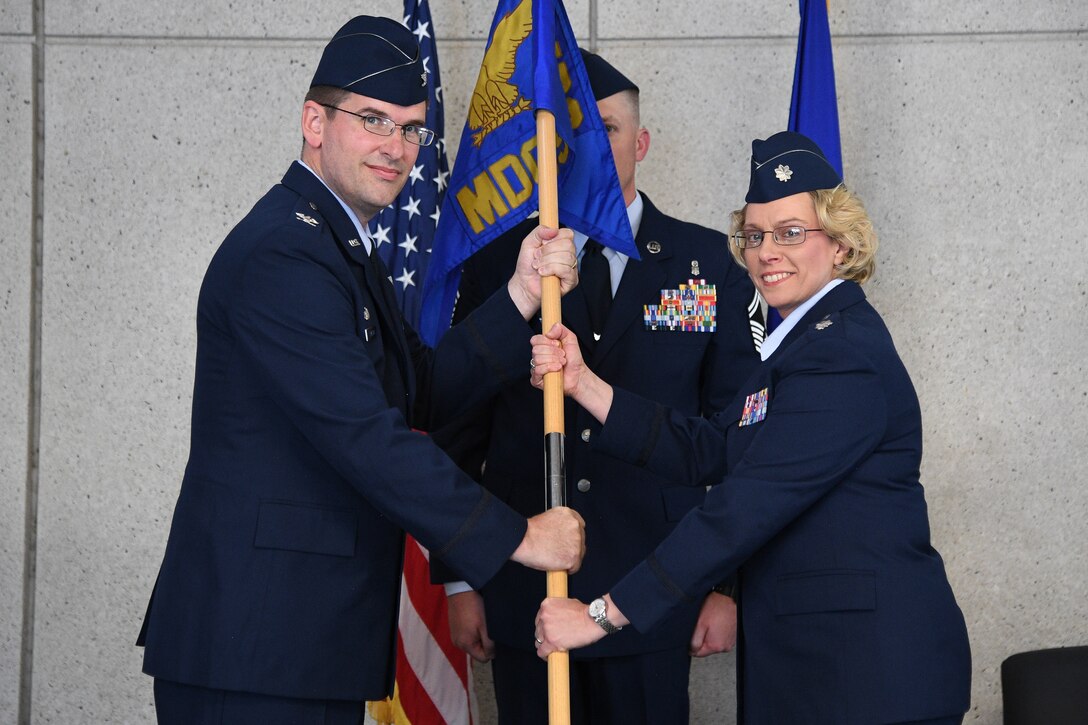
535 108 571 725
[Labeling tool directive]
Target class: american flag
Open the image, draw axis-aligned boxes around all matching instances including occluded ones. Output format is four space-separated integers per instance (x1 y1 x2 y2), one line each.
366 3 478 724
369 0 451 329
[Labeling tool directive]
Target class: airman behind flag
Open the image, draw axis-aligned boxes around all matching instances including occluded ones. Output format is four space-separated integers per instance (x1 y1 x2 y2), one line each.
418 0 638 345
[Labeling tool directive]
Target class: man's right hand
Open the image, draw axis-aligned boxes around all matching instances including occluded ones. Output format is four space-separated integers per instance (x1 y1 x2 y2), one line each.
511 506 585 573
448 590 495 663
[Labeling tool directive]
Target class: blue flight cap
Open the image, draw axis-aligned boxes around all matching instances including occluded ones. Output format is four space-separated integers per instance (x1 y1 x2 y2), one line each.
310 16 427 106
745 131 843 203
579 49 639 101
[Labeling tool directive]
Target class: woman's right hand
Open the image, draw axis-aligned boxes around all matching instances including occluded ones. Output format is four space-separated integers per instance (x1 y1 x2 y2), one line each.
530 323 614 423
530 323 586 397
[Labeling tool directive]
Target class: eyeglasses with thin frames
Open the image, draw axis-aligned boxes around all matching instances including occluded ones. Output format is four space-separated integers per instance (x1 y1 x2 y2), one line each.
319 103 435 147
732 226 824 249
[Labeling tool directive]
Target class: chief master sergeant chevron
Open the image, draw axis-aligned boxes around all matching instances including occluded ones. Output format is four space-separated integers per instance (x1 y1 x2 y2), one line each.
136 15 585 725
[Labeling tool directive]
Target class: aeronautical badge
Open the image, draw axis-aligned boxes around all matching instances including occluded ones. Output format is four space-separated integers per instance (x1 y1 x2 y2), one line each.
295 212 319 227
739 388 769 427
644 279 717 332
774 164 793 182
690 259 700 276
815 317 833 330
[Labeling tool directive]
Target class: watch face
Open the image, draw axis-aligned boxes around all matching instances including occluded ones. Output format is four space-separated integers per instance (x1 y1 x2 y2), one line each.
589 598 605 618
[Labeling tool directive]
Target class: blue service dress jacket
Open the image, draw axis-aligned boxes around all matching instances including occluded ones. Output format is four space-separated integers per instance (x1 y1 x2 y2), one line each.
432 194 761 657
596 281 972 724
138 162 535 702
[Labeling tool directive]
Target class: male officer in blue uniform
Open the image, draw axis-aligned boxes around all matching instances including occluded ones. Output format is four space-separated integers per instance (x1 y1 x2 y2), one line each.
136 16 585 724
433 51 762 725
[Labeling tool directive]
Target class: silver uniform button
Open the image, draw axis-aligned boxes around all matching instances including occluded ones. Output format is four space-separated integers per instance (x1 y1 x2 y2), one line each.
581 428 591 442
577 479 591 493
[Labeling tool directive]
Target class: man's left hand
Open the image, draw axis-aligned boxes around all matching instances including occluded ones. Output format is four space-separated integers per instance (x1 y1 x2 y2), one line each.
690 591 737 657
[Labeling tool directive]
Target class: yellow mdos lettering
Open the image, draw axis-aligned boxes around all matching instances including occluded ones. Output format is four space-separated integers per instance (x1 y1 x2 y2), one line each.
554 42 584 130
520 137 539 180
456 171 510 234
556 136 570 164
518 128 571 174
489 155 534 209
455 154 539 234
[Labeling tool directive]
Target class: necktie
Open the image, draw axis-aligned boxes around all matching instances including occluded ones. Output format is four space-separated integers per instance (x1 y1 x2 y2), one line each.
580 239 612 344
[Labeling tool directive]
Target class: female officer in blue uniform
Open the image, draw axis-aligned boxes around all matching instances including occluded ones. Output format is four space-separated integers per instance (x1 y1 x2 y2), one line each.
529 132 972 725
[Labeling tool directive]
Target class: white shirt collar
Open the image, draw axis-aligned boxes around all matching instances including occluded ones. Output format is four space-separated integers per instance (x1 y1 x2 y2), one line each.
297 160 374 254
759 278 845 361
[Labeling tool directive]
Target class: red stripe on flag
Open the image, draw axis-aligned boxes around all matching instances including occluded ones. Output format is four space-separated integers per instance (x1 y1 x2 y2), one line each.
395 630 447 724
401 537 470 686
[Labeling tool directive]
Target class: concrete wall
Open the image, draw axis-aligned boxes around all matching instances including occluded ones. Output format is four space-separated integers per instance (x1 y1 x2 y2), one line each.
2 1 1085 722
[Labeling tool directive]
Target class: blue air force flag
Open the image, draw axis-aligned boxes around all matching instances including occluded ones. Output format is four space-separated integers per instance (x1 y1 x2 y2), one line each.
418 0 638 345
788 0 842 175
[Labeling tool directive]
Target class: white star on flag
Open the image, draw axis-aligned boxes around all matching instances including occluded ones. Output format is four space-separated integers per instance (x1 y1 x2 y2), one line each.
395 268 416 289
399 233 419 256
434 168 449 192
409 164 425 186
372 223 392 248
413 20 430 42
401 197 421 219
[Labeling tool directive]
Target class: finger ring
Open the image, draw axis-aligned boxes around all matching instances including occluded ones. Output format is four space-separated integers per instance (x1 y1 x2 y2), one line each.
535 637 543 645
568 262 577 269
530 359 536 371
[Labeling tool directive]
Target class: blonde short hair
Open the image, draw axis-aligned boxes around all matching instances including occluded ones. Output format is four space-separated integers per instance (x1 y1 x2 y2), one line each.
728 185 878 284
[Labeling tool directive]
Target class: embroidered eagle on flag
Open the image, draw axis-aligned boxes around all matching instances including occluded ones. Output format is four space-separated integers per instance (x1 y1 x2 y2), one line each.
468 0 533 146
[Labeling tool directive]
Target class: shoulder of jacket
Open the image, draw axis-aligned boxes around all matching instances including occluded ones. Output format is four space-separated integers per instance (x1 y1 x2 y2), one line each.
785 310 886 371
641 213 729 263
231 191 335 258
286 196 329 237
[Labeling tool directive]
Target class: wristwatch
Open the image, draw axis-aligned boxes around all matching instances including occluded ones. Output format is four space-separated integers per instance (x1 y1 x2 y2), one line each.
588 597 622 635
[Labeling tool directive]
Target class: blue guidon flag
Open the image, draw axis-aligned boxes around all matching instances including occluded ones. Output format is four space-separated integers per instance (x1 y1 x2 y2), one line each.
788 0 842 175
418 0 638 345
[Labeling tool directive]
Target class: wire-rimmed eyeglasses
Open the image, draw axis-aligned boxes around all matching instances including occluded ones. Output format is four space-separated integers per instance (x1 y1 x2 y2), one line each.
732 226 824 249
319 103 435 147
